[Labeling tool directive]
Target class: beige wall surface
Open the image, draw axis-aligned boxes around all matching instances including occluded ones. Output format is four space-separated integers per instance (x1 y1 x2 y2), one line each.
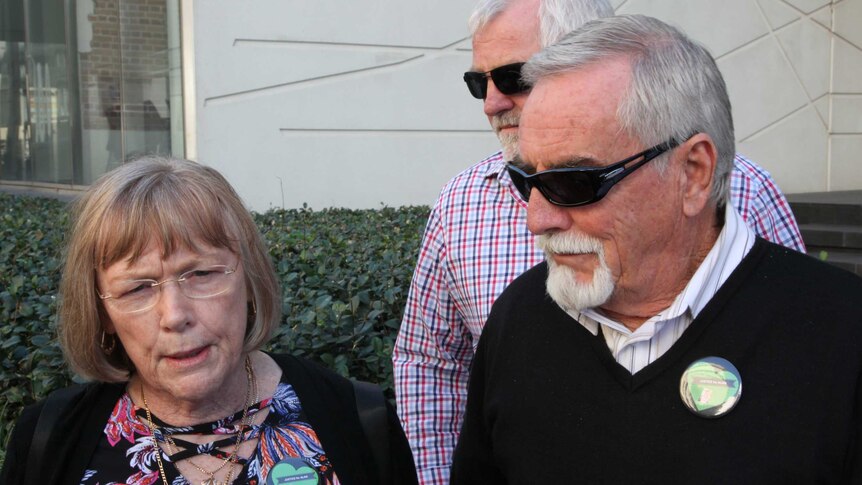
194 0 862 210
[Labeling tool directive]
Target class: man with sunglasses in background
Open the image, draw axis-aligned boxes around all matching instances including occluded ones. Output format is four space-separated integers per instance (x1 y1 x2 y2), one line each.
393 1 806 483
450 15 862 483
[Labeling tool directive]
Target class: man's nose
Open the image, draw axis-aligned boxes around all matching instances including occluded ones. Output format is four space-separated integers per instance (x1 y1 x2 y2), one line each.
527 188 573 236
483 80 516 117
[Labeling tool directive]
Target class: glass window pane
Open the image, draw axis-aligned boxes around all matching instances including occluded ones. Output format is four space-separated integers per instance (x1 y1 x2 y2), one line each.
1 0 183 186
0 0 28 181
78 0 124 178
119 0 173 161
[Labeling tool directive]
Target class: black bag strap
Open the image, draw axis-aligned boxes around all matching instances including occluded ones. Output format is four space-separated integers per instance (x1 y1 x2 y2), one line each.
352 379 391 485
25 384 86 485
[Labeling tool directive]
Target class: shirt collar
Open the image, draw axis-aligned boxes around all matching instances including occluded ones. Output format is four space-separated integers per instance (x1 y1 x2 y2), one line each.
482 150 509 180
484 150 529 209
683 202 756 318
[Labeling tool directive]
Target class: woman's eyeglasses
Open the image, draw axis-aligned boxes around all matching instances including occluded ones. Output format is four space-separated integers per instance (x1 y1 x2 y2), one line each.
98 265 237 314
506 139 680 207
463 62 529 99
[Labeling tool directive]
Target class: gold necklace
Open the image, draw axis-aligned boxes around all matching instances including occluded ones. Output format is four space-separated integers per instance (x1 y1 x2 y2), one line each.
142 356 257 485
182 359 257 485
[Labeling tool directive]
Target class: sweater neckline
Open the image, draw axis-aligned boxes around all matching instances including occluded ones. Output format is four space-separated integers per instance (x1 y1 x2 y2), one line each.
582 237 768 391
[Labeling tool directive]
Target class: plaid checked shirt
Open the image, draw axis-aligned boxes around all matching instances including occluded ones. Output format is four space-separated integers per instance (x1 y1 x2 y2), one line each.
392 150 805 485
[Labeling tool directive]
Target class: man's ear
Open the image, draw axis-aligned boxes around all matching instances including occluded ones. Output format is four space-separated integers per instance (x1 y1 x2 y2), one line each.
680 133 718 217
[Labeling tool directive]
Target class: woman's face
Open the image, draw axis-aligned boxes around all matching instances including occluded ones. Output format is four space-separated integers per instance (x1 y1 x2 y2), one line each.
96 241 249 405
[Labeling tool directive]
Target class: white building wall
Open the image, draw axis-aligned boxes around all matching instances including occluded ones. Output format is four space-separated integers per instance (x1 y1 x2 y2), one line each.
193 0 862 211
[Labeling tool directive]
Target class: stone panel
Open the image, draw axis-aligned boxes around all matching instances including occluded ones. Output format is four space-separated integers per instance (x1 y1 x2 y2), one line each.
738 106 829 193
832 95 862 132
757 0 802 29
833 36 862 93
813 94 830 126
776 19 832 98
810 4 833 29
784 0 831 14
617 0 768 57
830 136 862 190
719 38 809 140
834 0 862 48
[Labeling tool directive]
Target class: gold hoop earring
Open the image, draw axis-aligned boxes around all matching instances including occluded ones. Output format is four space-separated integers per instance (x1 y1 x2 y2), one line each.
100 331 117 354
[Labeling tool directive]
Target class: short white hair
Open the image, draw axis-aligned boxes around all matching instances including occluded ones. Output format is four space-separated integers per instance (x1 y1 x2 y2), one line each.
523 15 735 207
468 0 614 48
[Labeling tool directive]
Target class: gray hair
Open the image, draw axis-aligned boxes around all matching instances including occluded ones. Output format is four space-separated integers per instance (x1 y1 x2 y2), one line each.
468 0 614 48
522 15 735 207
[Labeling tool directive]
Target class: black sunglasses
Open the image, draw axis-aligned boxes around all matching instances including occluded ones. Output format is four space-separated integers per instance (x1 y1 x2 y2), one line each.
463 62 529 99
506 138 681 207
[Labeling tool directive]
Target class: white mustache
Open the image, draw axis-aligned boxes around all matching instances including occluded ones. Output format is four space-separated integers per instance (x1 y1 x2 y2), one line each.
491 111 520 131
537 232 604 256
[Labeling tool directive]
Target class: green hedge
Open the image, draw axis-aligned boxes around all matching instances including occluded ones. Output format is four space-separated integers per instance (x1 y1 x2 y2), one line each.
0 192 429 462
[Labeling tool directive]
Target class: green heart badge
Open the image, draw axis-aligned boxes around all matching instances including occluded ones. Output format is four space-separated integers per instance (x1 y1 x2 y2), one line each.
679 356 742 418
266 457 321 485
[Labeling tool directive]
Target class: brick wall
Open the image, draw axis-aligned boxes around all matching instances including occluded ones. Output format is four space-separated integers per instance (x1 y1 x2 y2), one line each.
79 0 169 131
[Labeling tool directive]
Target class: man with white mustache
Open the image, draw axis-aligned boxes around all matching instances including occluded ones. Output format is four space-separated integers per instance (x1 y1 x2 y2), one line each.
538 232 614 311
393 1 806 483
450 15 862 483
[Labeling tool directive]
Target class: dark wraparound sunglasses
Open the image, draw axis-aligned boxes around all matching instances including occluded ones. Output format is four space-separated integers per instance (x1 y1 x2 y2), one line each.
463 62 529 99
507 138 681 207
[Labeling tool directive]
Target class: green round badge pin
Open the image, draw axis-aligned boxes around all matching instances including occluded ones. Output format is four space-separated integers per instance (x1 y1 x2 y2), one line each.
265 457 321 485
679 356 742 418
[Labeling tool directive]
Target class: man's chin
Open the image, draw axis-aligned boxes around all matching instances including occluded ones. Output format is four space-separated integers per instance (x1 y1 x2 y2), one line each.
496 134 519 162
545 260 614 312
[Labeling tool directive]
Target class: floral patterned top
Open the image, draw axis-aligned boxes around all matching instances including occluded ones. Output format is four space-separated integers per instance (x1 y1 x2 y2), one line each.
79 382 340 485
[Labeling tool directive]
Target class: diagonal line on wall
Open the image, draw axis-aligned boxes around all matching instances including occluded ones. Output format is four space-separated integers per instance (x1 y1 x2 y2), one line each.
204 54 425 105
233 36 471 52
279 129 493 135
205 36 471 105
776 0 862 50
830 29 862 53
747 0 830 131
777 0 828 16
714 31 771 61
738 101 810 143
809 92 831 126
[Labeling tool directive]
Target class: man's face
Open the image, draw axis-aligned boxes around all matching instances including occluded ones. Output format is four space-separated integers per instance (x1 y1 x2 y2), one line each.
519 58 687 314
471 0 542 160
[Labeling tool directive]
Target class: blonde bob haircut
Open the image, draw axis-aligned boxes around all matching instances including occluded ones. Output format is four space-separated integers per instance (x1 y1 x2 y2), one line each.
59 156 281 382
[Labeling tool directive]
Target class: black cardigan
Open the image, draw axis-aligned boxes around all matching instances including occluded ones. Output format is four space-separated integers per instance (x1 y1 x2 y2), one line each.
1 353 417 485
452 239 862 483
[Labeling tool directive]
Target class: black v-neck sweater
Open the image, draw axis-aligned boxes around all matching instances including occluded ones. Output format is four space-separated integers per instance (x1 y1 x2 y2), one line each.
451 239 862 484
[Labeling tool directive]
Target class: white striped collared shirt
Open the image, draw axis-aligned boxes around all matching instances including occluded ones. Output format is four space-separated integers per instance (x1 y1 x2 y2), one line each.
571 204 756 374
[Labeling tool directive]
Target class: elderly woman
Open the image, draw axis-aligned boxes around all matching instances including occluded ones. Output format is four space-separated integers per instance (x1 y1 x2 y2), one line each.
1 157 416 485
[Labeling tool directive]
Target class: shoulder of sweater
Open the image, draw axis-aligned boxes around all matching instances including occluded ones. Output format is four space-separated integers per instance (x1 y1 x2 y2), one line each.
267 352 358 403
718 240 862 338
269 353 349 384
494 262 549 307
754 238 862 294
19 381 122 424
484 262 551 335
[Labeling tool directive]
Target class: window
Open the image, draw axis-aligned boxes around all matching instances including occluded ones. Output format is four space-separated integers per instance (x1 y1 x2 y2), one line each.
0 0 184 186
